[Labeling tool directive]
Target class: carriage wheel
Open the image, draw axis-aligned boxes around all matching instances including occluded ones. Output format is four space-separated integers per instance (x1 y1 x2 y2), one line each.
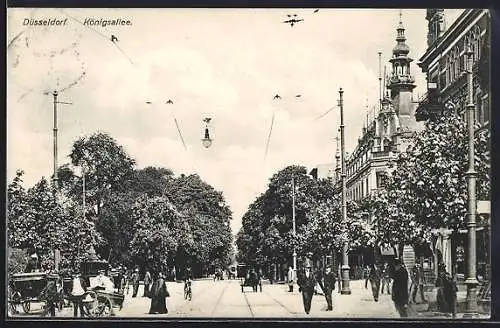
96 296 112 317
9 301 18 315
22 300 30 314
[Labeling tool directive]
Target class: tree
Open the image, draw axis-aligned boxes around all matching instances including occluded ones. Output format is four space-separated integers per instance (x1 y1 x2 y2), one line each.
166 174 234 271
8 175 101 272
129 195 189 273
392 110 490 232
67 132 136 219
236 165 338 270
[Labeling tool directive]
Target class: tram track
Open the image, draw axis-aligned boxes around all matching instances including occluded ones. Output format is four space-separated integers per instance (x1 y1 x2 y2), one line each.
209 280 231 316
262 289 300 318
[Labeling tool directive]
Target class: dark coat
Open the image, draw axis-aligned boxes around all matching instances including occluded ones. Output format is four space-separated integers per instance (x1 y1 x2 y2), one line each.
298 270 316 292
436 272 457 313
391 266 409 305
149 278 168 314
319 271 336 292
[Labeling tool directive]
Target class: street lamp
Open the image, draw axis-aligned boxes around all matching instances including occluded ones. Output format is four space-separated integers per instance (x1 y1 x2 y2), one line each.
464 46 479 317
339 87 351 295
202 117 213 148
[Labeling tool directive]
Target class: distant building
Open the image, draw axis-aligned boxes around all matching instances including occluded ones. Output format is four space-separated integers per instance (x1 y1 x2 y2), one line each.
416 9 490 281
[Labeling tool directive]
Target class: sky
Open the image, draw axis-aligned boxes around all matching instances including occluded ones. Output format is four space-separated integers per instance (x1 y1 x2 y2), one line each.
7 8 465 235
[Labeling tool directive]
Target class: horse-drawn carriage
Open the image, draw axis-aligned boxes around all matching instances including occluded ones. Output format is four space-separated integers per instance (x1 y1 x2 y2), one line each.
62 259 124 317
8 272 64 315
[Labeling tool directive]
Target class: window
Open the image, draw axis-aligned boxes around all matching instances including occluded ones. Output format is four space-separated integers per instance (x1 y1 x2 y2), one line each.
376 171 387 188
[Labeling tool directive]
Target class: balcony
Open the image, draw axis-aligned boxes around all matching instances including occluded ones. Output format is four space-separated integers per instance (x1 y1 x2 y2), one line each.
415 92 444 122
372 150 391 158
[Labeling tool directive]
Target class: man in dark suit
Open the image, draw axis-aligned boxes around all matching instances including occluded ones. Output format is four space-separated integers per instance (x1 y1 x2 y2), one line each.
318 265 336 311
366 264 382 302
391 259 409 317
297 263 316 314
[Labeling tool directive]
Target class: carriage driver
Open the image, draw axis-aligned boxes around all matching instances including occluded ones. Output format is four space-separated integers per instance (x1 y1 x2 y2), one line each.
95 270 115 292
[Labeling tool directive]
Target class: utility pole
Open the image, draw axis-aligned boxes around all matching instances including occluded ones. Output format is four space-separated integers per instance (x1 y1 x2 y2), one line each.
339 87 351 295
378 52 382 110
292 176 297 291
53 91 58 186
464 46 478 318
82 167 86 221
51 90 72 190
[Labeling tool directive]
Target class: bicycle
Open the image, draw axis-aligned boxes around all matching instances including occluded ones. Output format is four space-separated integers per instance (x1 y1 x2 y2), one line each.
184 280 192 301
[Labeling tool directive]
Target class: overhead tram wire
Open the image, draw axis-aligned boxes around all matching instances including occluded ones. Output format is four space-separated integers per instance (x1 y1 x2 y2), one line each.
57 9 135 66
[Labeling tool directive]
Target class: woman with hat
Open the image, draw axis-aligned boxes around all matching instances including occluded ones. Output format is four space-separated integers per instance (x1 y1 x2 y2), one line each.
149 272 169 314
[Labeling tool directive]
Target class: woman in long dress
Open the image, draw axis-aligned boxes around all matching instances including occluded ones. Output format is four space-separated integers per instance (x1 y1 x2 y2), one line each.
149 272 169 314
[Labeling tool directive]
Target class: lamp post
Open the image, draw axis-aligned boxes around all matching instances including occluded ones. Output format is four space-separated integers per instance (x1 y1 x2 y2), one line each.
339 88 351 295
464 46 479 317
202 118 213 148
292 176 297 291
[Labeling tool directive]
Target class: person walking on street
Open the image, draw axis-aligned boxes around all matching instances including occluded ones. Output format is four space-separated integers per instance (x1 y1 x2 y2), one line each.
131 268 140 298
436 264 458 318
337 265 342 294
318 265 336 311
287 266 295 292
391 259 409 318
149 272 169 314
381 262 392 295
366 264 382 302
410 263 427 304
71 273 87 317
297 262 316 315
143 270 152 298
41 279 58 317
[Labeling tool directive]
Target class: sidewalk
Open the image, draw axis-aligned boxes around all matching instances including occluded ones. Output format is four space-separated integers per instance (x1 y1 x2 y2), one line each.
411 284 490 319
264 279 400 318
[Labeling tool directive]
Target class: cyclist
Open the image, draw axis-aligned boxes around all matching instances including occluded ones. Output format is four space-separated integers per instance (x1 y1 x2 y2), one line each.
184 267 193 300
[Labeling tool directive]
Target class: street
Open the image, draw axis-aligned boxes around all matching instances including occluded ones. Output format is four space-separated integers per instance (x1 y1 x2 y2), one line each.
11 279 401 318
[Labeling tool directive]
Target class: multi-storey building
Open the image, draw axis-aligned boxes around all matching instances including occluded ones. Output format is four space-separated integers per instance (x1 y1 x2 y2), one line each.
416 9 490 280
310 12 423 276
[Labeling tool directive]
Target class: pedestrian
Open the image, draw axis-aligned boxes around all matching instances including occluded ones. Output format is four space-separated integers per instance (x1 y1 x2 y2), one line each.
436 264 457 318
132 268 140 297
381 262 392 295
337 265 342 293
118 267 126 295
391 258 409 318
71 273 86 317
287 266 294 292
297 262 316 315
149 272 169 314
318 265 336 311
143 269 152 298
365 264 381 302
410 263 427 304
41 279 58 317
126 268 132 294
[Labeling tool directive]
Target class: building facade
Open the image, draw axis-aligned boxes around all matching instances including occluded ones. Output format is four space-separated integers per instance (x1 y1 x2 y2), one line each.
416 9 491 280
310 13 422 276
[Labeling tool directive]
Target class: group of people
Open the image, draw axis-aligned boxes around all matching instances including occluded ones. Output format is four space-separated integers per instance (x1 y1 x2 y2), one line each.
287 263 337 314
364 259 458 318
287 258 458 318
